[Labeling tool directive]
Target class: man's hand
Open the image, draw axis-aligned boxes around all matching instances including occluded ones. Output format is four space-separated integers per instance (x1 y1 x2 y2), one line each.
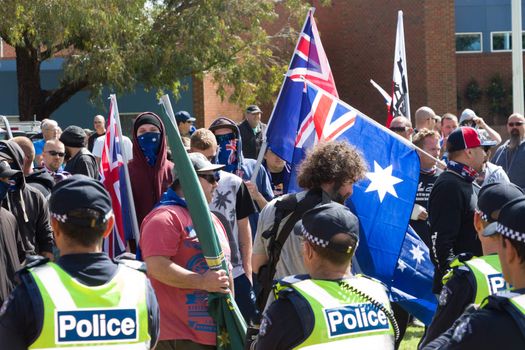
473 116 487 129
202 269 230 294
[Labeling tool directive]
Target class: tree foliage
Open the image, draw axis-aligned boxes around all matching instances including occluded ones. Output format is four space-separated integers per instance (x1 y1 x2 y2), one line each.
0 0 319 120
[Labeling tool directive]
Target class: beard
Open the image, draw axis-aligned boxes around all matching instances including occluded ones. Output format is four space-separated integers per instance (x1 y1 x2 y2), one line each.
509 129 521 149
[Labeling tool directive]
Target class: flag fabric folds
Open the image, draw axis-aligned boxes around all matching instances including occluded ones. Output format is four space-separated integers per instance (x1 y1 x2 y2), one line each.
266 8 338 164
391 226 438 325
387 10 411 127
282 80 420 285
100 96 129 258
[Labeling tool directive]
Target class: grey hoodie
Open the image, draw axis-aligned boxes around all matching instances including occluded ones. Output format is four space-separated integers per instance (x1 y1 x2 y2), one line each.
0 140 54 256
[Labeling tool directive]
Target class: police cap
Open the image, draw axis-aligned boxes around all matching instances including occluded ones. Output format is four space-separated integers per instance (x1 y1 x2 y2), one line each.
294 202 359 254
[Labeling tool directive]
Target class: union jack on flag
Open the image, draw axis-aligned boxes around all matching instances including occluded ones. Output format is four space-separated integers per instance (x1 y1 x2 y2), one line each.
266 8 338 163
100 95 127 258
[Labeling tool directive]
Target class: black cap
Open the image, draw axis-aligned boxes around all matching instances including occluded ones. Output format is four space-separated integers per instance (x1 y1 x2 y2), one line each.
60 126 86 148
478 182 524 225
50 175 112 227
0 160 21 178
175 111 196 124
208 117 239 135
246 105 262 114
483 197 525 240
294 202 359 254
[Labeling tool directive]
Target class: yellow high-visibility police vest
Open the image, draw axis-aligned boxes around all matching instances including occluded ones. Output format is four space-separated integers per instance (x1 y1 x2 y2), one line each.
28 262 151 350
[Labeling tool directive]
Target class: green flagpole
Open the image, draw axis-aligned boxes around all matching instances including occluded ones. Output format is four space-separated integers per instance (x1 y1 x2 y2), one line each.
158 95 247 349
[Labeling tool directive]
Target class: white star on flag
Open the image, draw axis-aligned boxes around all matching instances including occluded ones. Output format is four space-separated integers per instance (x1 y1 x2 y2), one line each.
397 259 407 272
364 161 403 202
410 244 425 264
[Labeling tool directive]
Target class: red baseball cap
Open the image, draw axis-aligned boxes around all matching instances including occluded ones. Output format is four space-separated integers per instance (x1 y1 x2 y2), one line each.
446 126 482 152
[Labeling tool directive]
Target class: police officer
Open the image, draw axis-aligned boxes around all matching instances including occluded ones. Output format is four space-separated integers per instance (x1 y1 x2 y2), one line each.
249 202 397 349
0 175 159 349
422 196 525 349
420 182 523 347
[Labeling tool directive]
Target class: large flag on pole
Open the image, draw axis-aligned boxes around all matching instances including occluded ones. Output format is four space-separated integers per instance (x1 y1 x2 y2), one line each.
387 10 411 127
159 95 246 350
265 8 338 164
100 95 139 258
285 80 420 285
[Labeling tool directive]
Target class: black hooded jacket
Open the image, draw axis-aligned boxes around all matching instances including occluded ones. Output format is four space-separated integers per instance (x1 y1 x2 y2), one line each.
25 169 54 198
0 141 54 256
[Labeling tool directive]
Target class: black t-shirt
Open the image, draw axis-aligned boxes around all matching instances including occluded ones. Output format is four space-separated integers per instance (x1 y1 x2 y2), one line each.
264 161 291 197
410 169 442 249
87 132 105 152
0 253 159 349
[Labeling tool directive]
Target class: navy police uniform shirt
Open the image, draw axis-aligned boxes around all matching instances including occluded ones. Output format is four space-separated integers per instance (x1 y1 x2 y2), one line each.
421 288 525 350
0 253 160 349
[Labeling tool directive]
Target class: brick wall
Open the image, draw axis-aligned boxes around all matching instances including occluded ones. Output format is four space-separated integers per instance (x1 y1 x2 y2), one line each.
456 52 516 126
193 75 244 129
310 0 456 123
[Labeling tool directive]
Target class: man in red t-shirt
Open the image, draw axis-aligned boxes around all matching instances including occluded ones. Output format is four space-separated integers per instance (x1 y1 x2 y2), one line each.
141 153 232 350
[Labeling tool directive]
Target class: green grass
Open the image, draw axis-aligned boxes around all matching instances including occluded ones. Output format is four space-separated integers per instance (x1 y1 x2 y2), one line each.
399 326 425 350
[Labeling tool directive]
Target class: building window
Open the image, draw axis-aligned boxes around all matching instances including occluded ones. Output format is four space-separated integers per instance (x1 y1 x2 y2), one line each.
491 31 525 52
455 33 482 53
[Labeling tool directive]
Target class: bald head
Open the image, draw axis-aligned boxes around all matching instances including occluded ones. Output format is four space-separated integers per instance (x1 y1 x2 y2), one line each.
415 106 437 130
390 116 413 140
43 139 66 172
11 136 35 175
93 115 106 134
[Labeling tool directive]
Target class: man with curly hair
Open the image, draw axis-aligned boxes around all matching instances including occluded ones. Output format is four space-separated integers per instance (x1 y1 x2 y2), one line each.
252 140 367 311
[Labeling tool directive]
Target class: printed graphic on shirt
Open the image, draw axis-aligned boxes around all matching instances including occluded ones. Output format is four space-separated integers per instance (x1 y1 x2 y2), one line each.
186 291 216 333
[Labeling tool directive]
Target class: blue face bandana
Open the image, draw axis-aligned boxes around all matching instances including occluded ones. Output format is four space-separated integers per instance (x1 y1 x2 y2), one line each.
216 133 238 173
0 181 9 201
138 132 161 166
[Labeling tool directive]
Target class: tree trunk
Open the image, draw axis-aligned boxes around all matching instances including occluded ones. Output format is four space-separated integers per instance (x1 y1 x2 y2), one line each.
15 45 44 121
16 46 90 121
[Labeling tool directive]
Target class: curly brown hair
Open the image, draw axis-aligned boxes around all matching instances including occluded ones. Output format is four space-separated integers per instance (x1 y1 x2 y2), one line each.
297 140 367 189
412 128 440 149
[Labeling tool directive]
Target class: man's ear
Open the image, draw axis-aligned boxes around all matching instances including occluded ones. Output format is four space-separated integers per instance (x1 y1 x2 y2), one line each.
102 215 115 238
504 237 518 266
51 218 60 240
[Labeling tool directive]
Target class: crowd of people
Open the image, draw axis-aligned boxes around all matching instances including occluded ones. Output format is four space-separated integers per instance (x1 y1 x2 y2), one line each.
0 103 524 349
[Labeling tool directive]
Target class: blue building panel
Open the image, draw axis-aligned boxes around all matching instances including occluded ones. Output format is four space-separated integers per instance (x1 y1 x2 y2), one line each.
456 0 524 53
0 58 193 134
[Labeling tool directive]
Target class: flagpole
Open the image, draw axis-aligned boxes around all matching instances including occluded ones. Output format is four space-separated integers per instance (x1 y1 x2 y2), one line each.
398 11 411 121
110 94 141 244
305 79 445 169
250 7 316 182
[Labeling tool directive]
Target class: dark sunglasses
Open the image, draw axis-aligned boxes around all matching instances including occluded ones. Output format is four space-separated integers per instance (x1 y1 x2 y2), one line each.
47 150 65 157
198 172 220 184
508 122 524 127
389 126 408 132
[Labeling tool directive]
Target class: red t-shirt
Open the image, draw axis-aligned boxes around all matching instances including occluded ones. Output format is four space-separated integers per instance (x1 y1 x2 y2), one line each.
140 204 231 345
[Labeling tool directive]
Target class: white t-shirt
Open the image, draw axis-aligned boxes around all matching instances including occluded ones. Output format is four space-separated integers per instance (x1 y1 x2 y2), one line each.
92 135 133 162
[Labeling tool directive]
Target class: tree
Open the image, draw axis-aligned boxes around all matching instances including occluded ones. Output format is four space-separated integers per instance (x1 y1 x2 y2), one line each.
0 0 315 121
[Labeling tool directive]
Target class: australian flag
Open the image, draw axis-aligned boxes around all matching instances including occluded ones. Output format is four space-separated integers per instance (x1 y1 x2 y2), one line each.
100 95 133 258
391 226 437 325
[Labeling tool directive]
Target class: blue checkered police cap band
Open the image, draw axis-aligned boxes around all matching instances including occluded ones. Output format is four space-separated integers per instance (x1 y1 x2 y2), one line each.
484 197 525 240
477 182 524 223
50 175 113 227
293 202 359 254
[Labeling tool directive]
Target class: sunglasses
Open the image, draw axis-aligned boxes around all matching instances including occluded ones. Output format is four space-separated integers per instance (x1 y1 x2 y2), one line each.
508 122 524 127
198 172 220 184
47 150 65 157
389 126 408 132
